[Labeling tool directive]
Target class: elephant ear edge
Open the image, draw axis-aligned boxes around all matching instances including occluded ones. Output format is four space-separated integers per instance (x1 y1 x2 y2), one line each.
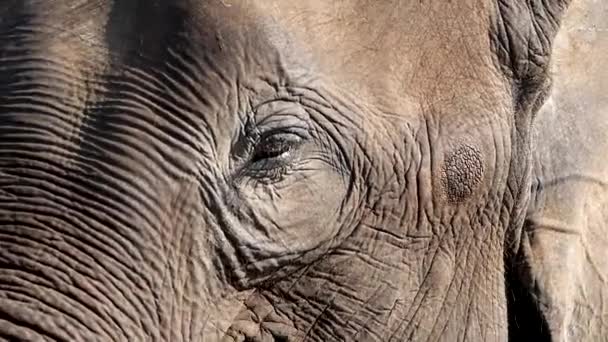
492 0 573 115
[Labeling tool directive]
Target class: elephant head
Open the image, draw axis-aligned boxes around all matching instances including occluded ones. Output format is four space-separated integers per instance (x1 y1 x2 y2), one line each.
0 0 579 341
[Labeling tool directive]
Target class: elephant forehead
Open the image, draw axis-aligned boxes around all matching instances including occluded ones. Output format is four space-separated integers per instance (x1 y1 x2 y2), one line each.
4 1 502 95
254 1 500 105
26 2 284 104
0 1 292 75
0 0 511 162
0 1 296 156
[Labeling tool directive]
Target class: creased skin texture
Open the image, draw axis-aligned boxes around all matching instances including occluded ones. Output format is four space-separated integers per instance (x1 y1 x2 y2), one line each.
506 0 608 341
0 1 578 341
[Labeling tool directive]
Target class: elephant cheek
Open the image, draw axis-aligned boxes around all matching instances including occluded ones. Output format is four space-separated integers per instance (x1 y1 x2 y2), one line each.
228 165 350 279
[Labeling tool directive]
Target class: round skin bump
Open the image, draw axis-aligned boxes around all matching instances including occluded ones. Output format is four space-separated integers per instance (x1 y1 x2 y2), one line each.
441 144 484 203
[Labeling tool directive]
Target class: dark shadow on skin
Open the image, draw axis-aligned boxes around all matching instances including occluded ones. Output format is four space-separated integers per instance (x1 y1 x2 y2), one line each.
506 224 552 342
0 4 56 171
77 0 187 160
104 0 179 61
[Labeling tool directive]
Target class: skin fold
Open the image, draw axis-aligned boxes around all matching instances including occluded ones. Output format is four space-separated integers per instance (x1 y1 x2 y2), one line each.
508 0 608 340
0 0 603 341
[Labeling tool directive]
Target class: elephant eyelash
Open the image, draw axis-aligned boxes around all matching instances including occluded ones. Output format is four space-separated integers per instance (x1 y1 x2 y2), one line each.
232 130 305 182
250 134 300 163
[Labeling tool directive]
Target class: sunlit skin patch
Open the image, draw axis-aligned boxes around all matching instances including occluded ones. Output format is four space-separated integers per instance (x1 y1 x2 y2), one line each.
441 144 484 203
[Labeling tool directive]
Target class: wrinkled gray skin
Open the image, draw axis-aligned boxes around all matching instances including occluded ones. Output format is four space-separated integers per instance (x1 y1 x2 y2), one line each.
0 0 604 341
510 1 608 340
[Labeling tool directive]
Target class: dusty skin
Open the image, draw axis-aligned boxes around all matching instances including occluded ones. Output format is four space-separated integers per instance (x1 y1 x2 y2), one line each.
0 0 605 341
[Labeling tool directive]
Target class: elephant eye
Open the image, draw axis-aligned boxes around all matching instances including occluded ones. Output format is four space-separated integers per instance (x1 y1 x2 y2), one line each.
251 133 301 164
244 132 305 179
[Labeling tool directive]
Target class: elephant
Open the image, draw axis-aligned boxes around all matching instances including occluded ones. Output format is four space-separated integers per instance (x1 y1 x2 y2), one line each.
0 0 606 341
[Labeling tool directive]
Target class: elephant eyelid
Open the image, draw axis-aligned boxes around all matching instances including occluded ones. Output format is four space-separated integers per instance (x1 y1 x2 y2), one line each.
230 100 314 180
229 127 308 182
250 132 303 162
